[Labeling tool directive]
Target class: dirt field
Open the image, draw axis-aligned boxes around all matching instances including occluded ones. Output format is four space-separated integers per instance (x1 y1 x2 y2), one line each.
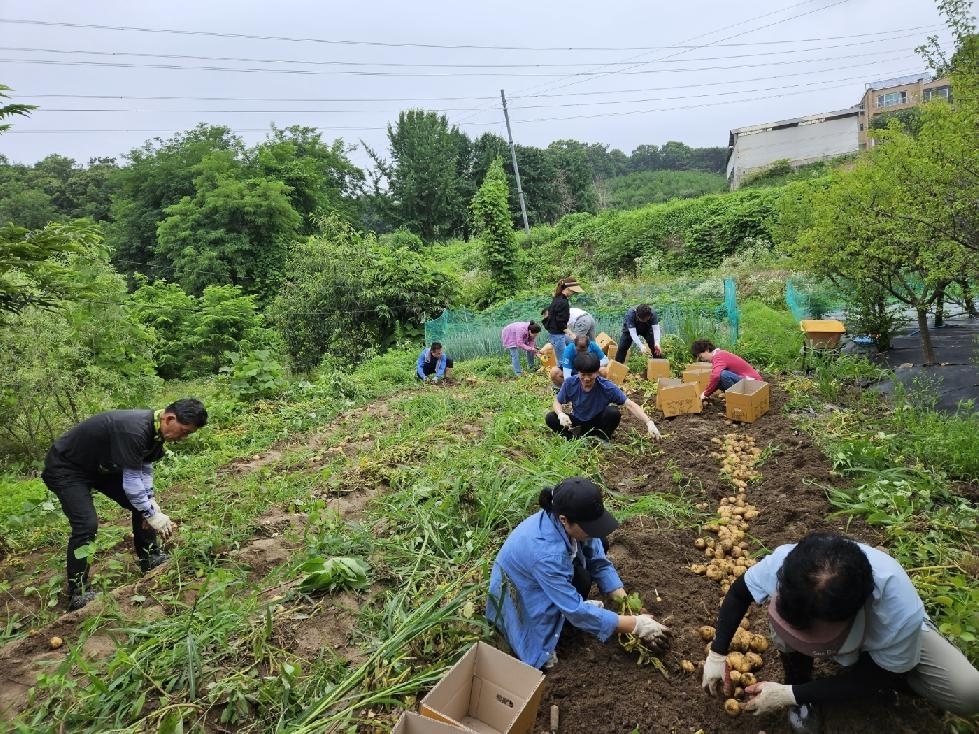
0 381 959 733
533 387 951 734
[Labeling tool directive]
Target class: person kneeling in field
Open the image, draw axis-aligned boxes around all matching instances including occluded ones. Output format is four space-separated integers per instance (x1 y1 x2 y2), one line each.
487 477 670 670
702 532 979 733
546 352 660 444
42 399 208 611
416 342 453 384
690 338 762 401
550 334 609 389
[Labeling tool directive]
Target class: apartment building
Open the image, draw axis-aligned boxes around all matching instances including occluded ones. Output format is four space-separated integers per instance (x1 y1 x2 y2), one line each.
725 108 859 189
857 72 951 149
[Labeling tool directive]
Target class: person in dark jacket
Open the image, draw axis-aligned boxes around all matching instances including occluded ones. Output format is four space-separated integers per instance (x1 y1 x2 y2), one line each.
614 304 663 364
542 277 583 358
42 398 208 610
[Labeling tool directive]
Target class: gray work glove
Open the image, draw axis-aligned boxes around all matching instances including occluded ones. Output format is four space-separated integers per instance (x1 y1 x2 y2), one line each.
147 511 176 540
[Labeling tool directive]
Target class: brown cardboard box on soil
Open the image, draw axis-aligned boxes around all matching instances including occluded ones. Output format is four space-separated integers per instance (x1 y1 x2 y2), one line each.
606 359 629 386
394 711 468 734
800 319 846 349
681 364 712 393
724 379 770 423
656 378 702 417
538 343 556 373
595 332 617 359
646 358 672 381
419 642 545 734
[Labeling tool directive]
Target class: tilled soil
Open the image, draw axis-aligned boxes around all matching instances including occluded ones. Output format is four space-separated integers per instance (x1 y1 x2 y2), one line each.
532 386 951 734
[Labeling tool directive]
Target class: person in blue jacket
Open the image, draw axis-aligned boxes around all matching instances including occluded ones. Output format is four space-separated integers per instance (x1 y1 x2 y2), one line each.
702 532 979 732
549 335 609 389
416 342 453 383
487 477 670 670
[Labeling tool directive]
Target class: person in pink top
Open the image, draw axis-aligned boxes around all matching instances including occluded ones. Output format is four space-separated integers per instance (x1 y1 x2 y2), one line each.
691 339 762 400
501 320 542 376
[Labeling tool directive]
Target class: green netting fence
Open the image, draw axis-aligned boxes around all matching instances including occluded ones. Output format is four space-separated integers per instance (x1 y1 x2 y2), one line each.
425 282 741 361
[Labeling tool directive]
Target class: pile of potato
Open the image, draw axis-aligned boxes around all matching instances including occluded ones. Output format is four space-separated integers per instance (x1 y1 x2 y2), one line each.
688 493 758 593
683 432 770 717
710 433 762 489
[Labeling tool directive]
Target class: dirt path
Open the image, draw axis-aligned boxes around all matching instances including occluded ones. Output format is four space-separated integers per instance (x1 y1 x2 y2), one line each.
532 385 951 734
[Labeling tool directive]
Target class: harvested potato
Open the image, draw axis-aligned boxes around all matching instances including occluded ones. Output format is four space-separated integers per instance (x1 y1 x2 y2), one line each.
728 669 742 684
724 698 741 717
680 659 696 673
694 537 707 549
741 672 757 687
49 636 64 649
744 651 764 670
698 625 716 642
750 634 770 653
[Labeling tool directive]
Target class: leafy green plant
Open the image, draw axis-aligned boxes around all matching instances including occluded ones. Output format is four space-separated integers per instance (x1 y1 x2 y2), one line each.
298 556 369 593
219 349 288 402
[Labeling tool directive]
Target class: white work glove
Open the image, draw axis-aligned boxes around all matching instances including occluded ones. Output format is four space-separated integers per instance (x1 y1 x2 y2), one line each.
149 499 162 516
640 344 652 356
584 599 605 609
632 614 670 651
431 375 440 384
744 682 796 715
702 650 729 696
147 511 176 540
646 420 661 439
699 392 708 401
557 412 572 429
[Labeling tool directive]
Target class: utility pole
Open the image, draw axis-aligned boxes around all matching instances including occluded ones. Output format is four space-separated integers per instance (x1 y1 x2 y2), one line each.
500 89 530 234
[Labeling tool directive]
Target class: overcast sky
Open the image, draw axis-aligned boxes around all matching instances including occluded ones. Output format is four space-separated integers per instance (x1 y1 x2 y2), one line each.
0 0 967 169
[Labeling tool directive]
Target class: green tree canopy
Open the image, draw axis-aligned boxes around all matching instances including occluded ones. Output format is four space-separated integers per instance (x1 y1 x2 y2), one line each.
471 158 517 299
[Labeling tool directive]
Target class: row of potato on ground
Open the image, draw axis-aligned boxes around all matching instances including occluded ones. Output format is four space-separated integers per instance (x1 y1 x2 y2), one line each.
683 433 766 717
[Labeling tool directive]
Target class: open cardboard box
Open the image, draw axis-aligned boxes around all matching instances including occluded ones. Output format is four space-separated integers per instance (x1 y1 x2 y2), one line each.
646 358 672 381
800 319 845 349
681 363 712 393
420 642 545 734
656 377 702 417
538 343 557 372
394 711 470 734
725 379 770 423
606 359 629 386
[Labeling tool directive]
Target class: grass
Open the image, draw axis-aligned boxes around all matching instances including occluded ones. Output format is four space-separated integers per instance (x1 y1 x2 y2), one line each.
3 332 978 732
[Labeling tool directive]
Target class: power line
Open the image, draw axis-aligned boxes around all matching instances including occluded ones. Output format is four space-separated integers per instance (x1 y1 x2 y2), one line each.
0 32 927 69
24 67 914 116
0 17 939 52
0 45 920 78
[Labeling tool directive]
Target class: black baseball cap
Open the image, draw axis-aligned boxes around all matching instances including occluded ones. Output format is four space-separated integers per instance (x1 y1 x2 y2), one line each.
552 478 620 537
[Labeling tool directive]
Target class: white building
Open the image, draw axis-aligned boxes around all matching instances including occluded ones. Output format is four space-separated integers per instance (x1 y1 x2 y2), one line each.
725 108 860 189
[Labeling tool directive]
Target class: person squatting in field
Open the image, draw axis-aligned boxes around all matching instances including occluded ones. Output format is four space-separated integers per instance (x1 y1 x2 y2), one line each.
487 477 671 670
546 352 661 444
702 532 979 732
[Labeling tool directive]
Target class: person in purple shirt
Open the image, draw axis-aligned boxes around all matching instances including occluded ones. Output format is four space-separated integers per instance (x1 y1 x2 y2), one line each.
546 352 661 444
500 320 542 376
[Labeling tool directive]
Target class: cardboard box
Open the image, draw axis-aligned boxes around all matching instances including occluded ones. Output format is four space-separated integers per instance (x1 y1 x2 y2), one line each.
595 332 618 359
655 378 702 417
394 711 468 734
800 319 845 349
420 642 545 734
538 343 556 372
606 359 629 386
724 379 770 423
646 358 672 381
681 364 712 393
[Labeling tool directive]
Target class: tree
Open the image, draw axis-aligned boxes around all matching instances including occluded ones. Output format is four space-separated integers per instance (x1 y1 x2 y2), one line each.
471 158 517 299
0 84 35 131
272 217 457 371
249 125 364 234
370 110 472 240
108 124 242 279
155 151 301 303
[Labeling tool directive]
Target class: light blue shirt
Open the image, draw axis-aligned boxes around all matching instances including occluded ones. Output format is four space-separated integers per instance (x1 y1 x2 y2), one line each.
487 510 623 668
416 348 447 378
560 341 609 379
745 542 926 672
